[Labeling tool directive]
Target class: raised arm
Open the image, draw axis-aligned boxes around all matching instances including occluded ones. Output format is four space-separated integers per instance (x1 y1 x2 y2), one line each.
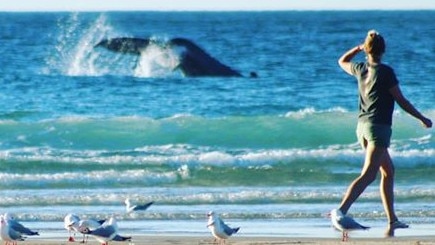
389 85 432 128
338 44 364 75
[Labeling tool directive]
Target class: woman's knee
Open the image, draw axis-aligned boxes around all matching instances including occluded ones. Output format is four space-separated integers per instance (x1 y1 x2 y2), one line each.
358 171 378 184
380 165 395 178
380 155 395 177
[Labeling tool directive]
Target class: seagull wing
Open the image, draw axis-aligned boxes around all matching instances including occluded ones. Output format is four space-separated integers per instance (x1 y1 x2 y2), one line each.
78 219 106 232
218 218 240 236
132 201 154 212
8 220 39 236
8 226 25 241
338 216 370 231
113 234 132 241
88 225 116 239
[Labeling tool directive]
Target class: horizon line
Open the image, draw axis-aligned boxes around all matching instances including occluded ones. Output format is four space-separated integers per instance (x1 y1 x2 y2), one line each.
1 8 434 12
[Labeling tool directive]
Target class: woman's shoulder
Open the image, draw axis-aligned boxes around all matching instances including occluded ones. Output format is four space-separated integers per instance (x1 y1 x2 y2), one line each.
377 63 397 76
379 63 395 71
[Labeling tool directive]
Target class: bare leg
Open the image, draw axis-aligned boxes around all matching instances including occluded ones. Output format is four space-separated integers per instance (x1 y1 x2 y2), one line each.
380 150 405 237
379 150 397 223
338 144 385 214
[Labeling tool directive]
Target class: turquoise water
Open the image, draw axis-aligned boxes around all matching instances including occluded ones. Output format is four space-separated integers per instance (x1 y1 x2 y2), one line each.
0 11 434 238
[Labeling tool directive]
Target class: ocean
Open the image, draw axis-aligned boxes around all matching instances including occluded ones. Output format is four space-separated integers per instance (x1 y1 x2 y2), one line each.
0 10 434 240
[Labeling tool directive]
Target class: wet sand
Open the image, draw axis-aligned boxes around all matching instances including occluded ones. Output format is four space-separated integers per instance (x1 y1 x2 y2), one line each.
23 235 435 245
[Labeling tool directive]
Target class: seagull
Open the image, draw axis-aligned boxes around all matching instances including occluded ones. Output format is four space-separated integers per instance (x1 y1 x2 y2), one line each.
124 198 154 214
0 215 25 245
64 213 80 242
3 213 39 237
330 209 370 241
75 218 106 243
206 211 240 244
81 217 131 245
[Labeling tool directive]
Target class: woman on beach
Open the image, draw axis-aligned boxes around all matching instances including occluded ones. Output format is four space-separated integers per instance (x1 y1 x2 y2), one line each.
335 30 433 237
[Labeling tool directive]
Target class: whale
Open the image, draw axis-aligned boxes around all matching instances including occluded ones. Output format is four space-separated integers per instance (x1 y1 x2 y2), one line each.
95 37 248 77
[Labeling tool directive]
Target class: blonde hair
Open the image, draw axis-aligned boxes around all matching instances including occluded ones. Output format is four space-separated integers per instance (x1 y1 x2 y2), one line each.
364 30 385 58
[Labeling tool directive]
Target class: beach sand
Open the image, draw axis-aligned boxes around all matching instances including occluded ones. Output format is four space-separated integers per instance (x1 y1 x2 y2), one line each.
21 235 435 245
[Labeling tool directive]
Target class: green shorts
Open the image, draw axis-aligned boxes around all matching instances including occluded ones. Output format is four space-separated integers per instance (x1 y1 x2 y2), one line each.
356 122 392 148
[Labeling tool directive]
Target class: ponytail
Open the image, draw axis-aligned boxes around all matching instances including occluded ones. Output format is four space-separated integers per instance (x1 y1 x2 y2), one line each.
363 29 385 58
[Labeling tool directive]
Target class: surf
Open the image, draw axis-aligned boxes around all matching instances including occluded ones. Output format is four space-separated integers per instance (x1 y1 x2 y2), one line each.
0 109 432 149
0 110 433 192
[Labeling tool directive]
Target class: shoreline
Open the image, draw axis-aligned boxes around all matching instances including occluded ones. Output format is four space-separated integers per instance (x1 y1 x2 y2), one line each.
23 235 435 245
15 219 435 244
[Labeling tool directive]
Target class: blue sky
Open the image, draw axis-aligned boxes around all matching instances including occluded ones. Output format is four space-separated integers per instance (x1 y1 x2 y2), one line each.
0 0 434 11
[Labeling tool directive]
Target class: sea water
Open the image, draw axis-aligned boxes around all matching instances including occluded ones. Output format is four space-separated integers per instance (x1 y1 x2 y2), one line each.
0 11 434 239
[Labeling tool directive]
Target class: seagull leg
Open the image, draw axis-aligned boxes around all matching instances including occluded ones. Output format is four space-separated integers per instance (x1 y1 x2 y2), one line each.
342 231 349 242
80 233 86 243
68 230 76 242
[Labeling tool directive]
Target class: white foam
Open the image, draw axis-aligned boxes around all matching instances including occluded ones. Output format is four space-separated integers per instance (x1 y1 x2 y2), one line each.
284 107 349 118
135 43 180 77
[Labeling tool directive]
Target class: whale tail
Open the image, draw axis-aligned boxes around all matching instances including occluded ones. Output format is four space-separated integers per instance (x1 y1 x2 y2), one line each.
95 37 242 77
95 37 151 55
168 38 242 77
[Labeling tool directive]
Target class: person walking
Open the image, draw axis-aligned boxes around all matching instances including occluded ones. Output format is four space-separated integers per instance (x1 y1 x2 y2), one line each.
334 29 432 237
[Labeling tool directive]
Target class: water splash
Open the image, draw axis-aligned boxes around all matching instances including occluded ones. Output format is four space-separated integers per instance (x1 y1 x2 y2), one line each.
66 15 112 76
46 13 113 76
45 14 185 78
134 42 181 77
